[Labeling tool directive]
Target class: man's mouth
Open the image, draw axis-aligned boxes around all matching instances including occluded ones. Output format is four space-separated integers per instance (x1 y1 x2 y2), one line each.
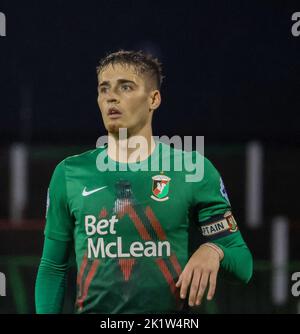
107 108 122 119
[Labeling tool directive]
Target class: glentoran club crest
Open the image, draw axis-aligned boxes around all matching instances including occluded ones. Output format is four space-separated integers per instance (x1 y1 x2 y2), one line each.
151 175 171 202
224 211 238 232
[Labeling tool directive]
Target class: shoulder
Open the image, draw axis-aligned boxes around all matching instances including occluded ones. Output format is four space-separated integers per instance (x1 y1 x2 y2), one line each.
64 147 101 163
160 141 212 163
158 141 219 178
54 146 105 173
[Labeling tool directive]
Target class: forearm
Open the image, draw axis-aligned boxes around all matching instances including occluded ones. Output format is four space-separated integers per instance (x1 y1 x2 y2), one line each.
35 237 72 314
212 232 253 283
35 258 68 313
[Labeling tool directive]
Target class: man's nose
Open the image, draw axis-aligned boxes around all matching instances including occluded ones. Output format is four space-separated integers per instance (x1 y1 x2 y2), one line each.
107 96 118 103
106 89 119 103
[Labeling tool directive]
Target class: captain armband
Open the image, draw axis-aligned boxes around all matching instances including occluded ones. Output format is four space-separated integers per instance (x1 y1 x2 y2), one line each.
200 211 238 241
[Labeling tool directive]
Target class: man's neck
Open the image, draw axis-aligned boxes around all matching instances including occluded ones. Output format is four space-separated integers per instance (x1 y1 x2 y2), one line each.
107 128 156 163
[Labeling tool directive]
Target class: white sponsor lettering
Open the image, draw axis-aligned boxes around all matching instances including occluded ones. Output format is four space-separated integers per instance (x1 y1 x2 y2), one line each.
85 215 118 236
88 237 170 259
85 214 170 259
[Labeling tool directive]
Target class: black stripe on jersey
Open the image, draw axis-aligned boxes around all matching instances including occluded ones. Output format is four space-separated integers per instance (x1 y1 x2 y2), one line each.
133 204 160 242
164 256 181 282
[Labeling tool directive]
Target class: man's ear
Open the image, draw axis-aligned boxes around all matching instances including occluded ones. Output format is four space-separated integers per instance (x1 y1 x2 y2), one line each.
149 90 161 111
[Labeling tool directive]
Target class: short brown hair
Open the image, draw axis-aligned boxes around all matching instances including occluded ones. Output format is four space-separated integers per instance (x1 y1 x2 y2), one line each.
96 50 164 90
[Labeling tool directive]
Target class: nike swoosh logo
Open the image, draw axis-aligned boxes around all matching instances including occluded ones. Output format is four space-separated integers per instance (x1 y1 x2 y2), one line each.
82 186 107 196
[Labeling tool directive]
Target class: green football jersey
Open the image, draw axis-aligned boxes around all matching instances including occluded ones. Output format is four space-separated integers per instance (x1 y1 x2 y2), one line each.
45 141 232 314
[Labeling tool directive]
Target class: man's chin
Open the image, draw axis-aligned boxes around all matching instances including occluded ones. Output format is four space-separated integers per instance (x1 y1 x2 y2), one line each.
106 122 125 135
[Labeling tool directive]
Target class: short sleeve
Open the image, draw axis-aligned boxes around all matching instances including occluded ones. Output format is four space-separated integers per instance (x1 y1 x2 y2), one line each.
44 160 74 241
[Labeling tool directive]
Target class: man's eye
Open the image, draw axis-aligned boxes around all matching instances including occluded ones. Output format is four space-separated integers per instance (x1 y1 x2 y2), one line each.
121 85 132 91
99 87 109 93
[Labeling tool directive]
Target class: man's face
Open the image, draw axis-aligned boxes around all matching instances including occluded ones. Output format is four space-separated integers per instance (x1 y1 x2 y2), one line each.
97 63 159 136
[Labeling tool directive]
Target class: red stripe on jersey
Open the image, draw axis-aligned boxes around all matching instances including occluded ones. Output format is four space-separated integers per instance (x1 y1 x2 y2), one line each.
126 204 152 241
119 259 136 281
155 258 182 308
99 207 108 218
77 259 100 311
117 203 182 297
169 254 182 276
155 258 177 296
145 206 182 274
77 253 88 297
145 206 167 240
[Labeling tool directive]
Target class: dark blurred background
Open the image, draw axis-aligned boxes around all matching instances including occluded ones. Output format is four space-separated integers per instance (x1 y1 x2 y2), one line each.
0 0 299 314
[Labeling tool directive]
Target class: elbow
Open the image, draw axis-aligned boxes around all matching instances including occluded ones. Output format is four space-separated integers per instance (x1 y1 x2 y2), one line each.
239 250 253 284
